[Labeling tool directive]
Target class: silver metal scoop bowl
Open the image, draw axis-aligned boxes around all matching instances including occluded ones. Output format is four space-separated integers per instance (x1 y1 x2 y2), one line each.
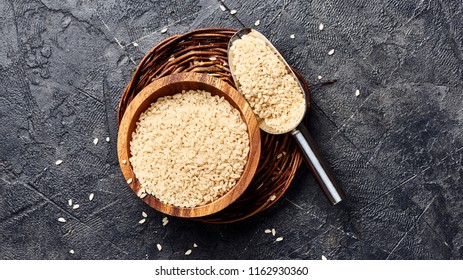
228 28 346 205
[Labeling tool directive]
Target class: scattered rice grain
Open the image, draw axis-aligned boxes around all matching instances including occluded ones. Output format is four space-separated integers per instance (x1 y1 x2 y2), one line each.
105 137 110 142
230 9 237 15
139 218 146 224
69 250 75 254
58 217 66 223
157 244 162 251
254 19 260 26
193 243 198 248
55 160 63 165
168 57 175 62
121 159 127 165
72 204 80 209
322 255 328 260
271 228 276 236
93 138 98 145
219 4 226 11
269 194 277 201
162 216 169 226
138 188 147 199
355 89 360 97
328 49 335 56
319 23 324 31
318 75 322 80
68 199 72 206
290 34 295 39
276 153 283 159
276 237 284 242
142 211 147 218
89 193 94 201
264 229 271 234
127 178 133 184
185 249 192 255
160 27 168 34
209 57 216 61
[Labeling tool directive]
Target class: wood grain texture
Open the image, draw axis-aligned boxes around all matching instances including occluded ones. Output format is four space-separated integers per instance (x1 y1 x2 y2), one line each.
118 72 261 217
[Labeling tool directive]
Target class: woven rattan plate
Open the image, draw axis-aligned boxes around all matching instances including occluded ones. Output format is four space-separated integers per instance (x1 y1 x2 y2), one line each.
117 28 315 223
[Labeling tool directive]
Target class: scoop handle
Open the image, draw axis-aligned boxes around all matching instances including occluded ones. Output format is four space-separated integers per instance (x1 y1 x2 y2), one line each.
291 124 346 205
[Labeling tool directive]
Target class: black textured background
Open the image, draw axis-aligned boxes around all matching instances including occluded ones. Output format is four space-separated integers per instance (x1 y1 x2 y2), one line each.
1 0 462 260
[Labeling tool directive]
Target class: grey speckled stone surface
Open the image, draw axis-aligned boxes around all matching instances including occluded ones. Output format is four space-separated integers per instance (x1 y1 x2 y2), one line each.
0 0 462 259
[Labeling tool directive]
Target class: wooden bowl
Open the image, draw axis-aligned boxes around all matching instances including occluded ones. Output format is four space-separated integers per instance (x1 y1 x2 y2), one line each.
117 72 261 218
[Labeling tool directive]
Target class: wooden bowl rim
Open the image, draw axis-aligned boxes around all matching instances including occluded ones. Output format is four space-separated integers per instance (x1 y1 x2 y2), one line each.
117 72 261 218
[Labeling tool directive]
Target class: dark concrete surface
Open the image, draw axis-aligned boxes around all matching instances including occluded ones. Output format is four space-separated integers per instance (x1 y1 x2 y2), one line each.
0 0 462 260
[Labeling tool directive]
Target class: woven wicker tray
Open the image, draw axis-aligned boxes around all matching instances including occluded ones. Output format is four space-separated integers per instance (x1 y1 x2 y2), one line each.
117 28 317 223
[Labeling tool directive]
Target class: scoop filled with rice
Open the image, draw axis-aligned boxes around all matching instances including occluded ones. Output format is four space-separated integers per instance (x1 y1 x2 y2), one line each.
228 31 306 133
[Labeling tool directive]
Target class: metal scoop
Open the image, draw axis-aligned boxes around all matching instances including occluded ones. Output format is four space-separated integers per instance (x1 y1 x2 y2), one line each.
228 28 345 205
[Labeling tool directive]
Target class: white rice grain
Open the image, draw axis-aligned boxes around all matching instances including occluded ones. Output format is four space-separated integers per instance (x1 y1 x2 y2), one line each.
58 217 66 223
185 249 192 255
328 49 335 55
276 237 284 242
55 160 63 165
93 138 98 145
157 244 162 251
229 32 305 133
89 193 95 201
130 90 249 208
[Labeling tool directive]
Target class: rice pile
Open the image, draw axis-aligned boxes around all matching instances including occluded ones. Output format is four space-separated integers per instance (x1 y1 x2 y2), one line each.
129 90 249 208
229 32 305 133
